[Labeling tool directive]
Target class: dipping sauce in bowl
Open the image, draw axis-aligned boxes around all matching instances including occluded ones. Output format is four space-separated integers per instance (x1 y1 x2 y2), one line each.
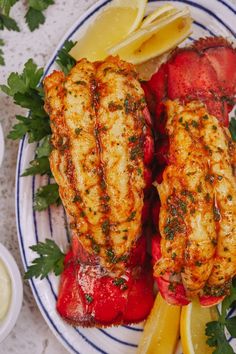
0 259 11 321
0 244 23 343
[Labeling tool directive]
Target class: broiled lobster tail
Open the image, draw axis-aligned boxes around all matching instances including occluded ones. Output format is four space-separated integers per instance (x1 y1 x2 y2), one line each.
44 56 154 326
146 37 236 306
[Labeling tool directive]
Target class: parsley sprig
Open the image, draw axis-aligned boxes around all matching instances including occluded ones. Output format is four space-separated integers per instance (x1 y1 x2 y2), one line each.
229 115 236 142
24 239 65 279
1 59 56 210
0 38 4 65
0 0 19 64
0 0 20 32
0 1 55 65
34 184 61 211
1 58 48 142
25 0 54 31
206 279 236 354
1 41 76 210
1 59 54 202
56 40 76 75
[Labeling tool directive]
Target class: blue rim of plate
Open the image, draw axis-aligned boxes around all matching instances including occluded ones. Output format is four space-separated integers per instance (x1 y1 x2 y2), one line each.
15 0 236 353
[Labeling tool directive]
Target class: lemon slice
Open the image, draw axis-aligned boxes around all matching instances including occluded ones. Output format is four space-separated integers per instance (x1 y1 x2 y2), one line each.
0 259 11 320
137 293 181 354
108 7 192 64
141 4 177 27
69 0 147 62
180 299 219 354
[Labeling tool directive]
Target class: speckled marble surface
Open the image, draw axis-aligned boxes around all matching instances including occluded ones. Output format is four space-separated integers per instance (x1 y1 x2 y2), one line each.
0 1 236 354
0 1 96 353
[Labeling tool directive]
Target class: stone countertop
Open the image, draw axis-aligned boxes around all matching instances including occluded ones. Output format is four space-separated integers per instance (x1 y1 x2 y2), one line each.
0 1 95 353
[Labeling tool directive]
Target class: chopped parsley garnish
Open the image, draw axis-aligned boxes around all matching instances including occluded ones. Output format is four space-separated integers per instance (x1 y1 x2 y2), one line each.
92 243 100 254
108 101 123 111
106 248 116 263
75 127 82 135
85 294 93 303
76 80 86 86
205 193 211 202
205 174 215 184
73 194 82 203
137 167 142 175
129 135 138 143
213 206 221 222
191 120 199 128
130 144 142 160
102 220 110 235
127 211 136 222
113 278 125 286
195 260 202 266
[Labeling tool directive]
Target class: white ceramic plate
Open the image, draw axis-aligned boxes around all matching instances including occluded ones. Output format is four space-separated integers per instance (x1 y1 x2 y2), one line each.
16 1 236 353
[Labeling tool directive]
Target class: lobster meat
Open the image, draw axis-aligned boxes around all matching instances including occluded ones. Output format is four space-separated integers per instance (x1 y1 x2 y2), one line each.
145 36 236 306
44 56 154 326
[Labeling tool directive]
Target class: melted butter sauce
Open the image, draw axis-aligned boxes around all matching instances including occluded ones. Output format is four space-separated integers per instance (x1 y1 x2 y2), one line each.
0 258 11 321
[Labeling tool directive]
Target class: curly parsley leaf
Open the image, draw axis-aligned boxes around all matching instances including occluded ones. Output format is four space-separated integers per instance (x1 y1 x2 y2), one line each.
0 0 19 15
229 116 236 142
0 38 4 65
25 7 44 31
36 135 52 158
1 59 51 143
25 0 54 31
7 114 50 142
24 239 65 279
22 135 52 176
206 280 236 354
34 183 61 211
56 40 76 75
0 13 19 31
206 321 234 354
22 156 51 176
225 317 236 338
1 59 44 95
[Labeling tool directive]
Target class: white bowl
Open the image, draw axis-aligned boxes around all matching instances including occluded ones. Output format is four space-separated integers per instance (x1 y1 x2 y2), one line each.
0 124 4 167
0 244 23 343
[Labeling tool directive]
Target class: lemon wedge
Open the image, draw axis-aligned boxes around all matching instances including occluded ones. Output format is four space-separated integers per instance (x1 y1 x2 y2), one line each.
141 3 177 28
137 293 181 354
69 0 147 62
180 299 218 354
108 7 192 64
0 259 11 320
